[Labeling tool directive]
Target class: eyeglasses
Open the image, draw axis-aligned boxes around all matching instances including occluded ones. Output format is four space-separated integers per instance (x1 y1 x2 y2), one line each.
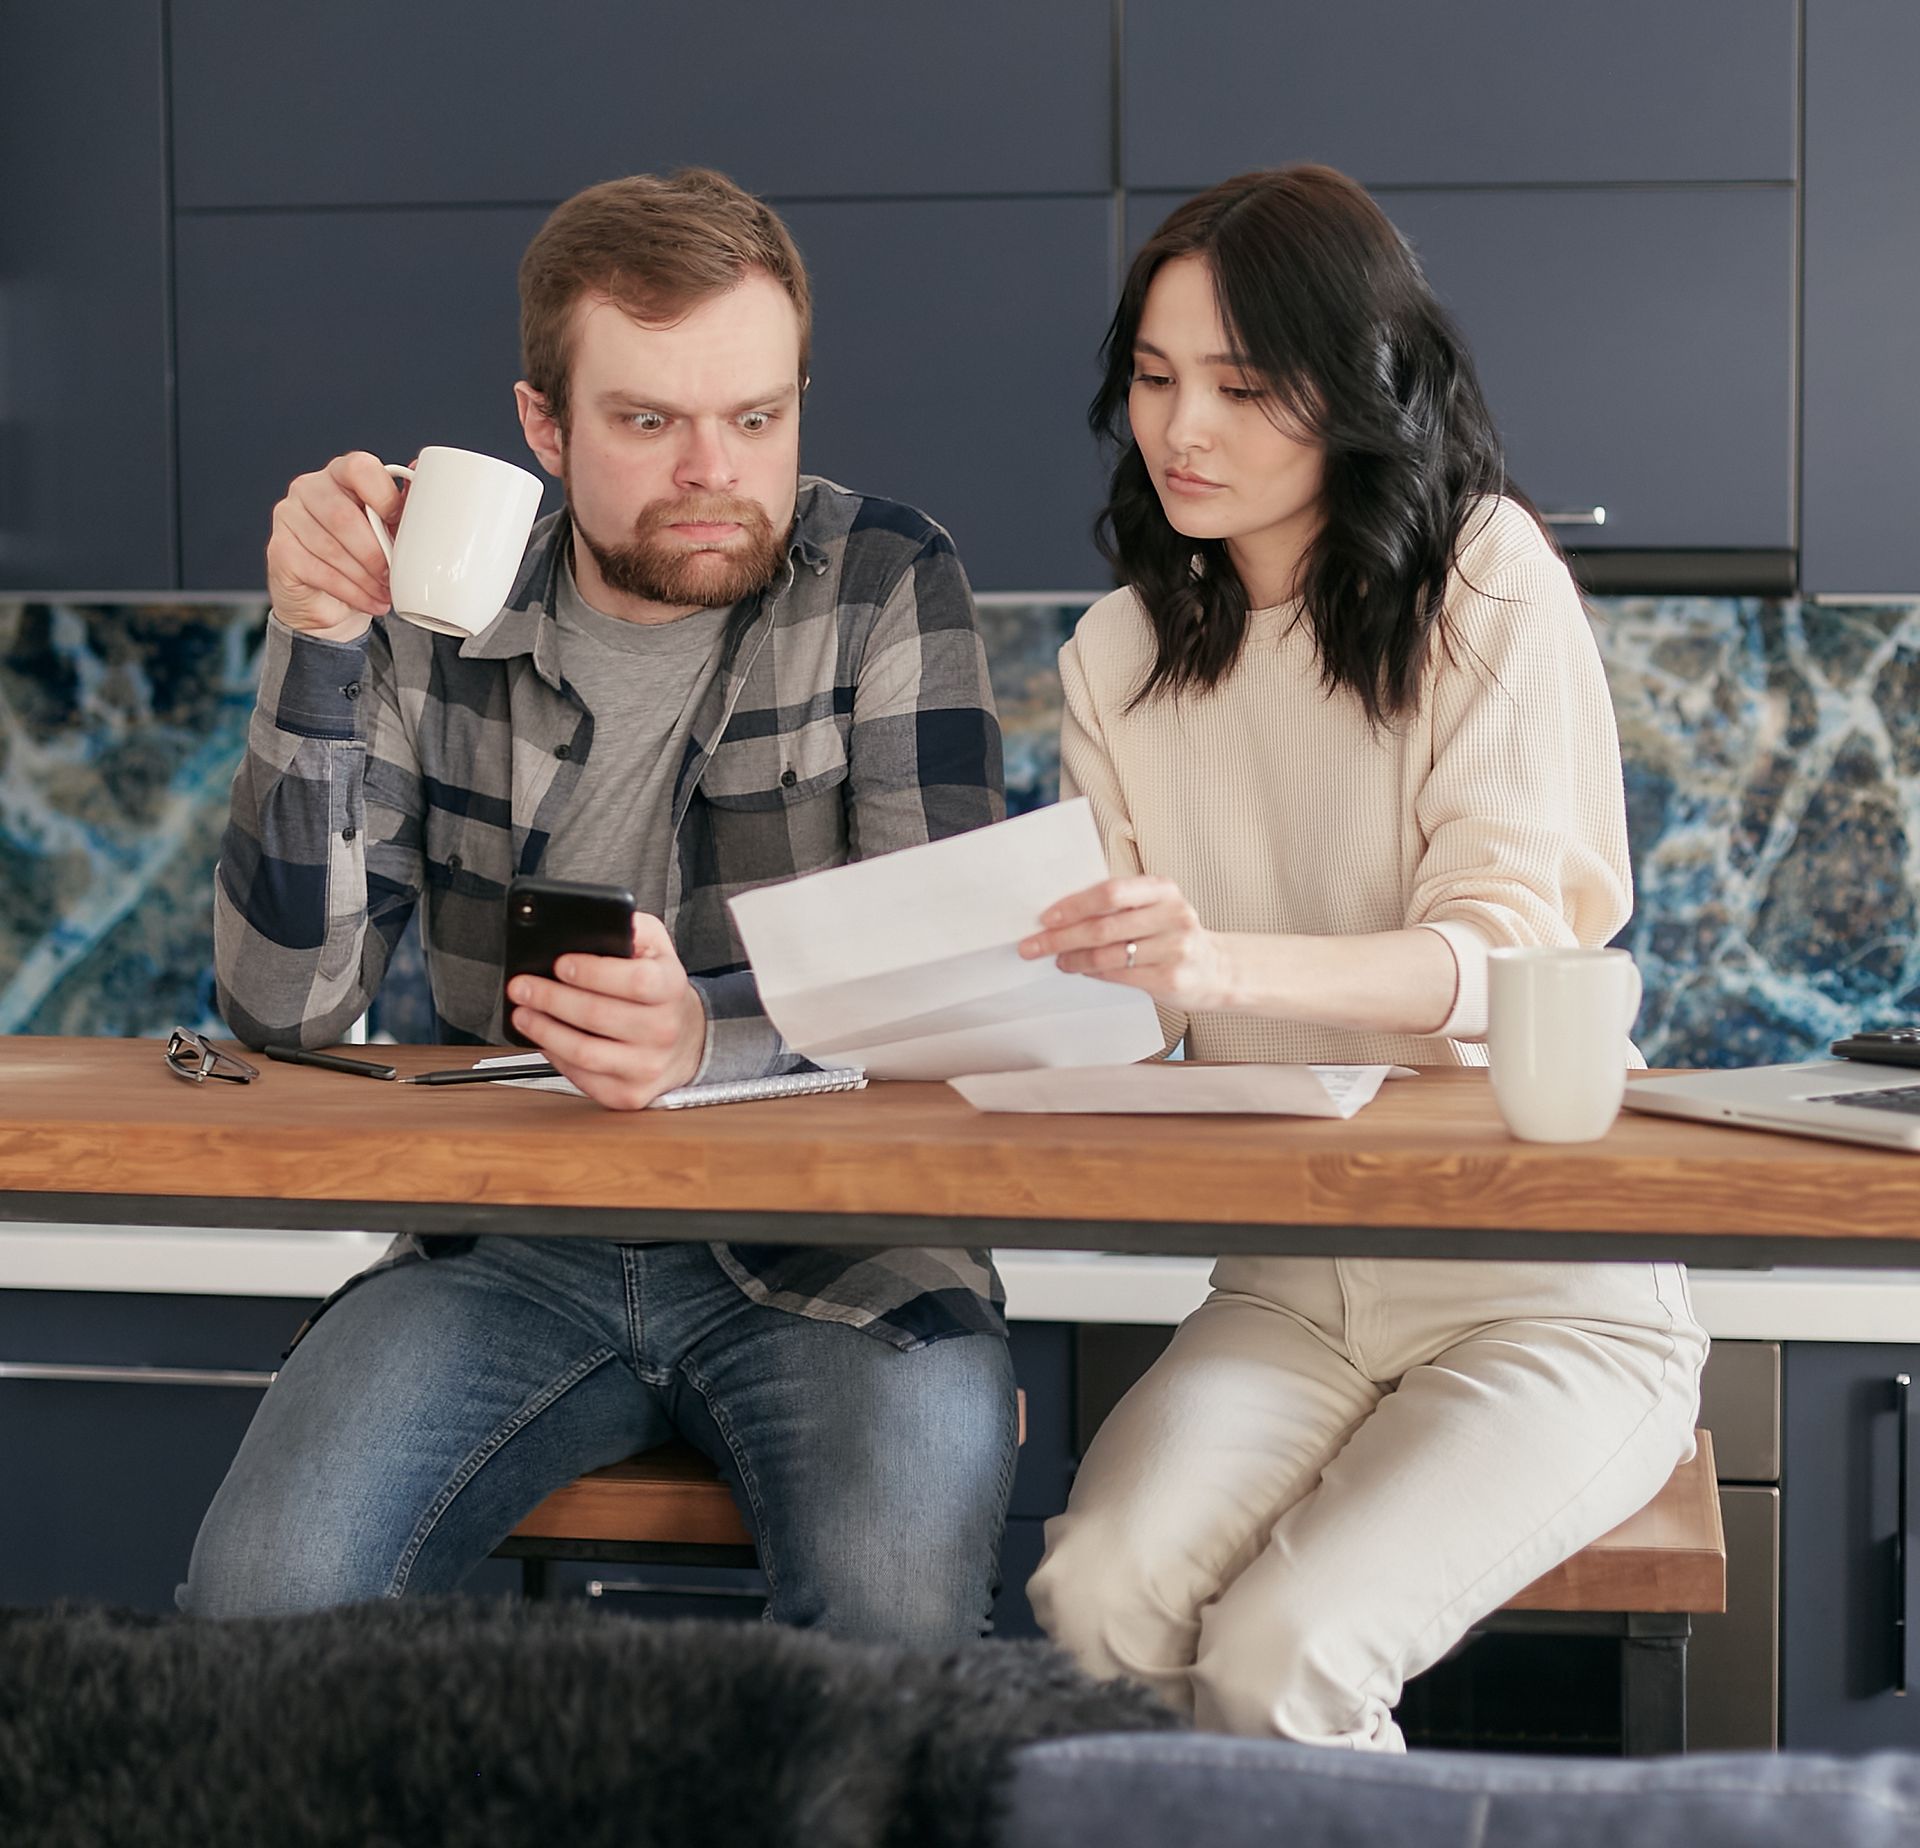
164 1027 259 1085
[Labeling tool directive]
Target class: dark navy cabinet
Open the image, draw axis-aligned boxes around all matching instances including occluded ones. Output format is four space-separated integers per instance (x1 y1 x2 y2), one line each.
0 1291 307 1609
177 196 1114 593
1127 179 1796 560
1782 1341 1920 1749
0 5 175 592
1801 0 1920 596
169 0 1112 208
6 3 1906 596
174 207 552 588
1123 0 1798 190
1374 187 1794 557
783 198 1113 593
992 1320 1076 1639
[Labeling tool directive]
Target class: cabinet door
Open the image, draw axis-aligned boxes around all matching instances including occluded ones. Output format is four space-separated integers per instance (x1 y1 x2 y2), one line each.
0 1292 307 1610
781 198 1113 592
1008 1321 1074 1522
1782 1342 1920 1749
1691 1485 1780 1752
174 208 552 590
1125 186 1795 554
1123 0 1797 189
0 1288 528 1610
1801 0 1920 596
176 197 1112 594
170 0 1111 208
0 6 174 590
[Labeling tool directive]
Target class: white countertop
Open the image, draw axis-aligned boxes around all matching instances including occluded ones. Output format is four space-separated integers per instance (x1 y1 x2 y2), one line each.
4 1224 1920 1342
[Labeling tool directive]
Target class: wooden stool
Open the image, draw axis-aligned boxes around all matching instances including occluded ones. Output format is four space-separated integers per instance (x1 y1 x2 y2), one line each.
1458 1429 1727 1755
497 1391 1028 1602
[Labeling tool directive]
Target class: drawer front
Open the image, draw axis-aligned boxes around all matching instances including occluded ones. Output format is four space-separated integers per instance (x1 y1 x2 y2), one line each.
1699 1341 1781 1483
1690 1485 1781 1751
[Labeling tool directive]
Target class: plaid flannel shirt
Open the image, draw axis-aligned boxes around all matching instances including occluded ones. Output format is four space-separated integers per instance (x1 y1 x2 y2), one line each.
215 477 1008 1349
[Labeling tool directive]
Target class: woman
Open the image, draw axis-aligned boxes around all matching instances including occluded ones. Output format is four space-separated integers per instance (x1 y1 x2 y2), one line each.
1020 166 1704 1751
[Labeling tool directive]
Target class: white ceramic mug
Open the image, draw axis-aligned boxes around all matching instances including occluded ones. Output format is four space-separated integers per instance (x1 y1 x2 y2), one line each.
1487 946 1643 1143
362 446 544 638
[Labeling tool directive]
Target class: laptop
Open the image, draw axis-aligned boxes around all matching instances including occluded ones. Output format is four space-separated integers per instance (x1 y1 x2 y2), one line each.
1623 1060 1920 1152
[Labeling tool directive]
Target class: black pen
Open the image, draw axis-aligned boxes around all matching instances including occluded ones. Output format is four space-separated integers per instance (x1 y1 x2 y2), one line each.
402 1063 561 1086
265 1044 399 1081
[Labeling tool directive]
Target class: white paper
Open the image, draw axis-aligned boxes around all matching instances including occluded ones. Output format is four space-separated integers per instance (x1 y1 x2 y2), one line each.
473 1052 585 1095
948 1063 1417 1119
727 799 1165 1080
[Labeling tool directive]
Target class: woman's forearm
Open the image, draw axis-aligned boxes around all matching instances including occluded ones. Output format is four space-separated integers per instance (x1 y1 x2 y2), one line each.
1023 876 1469 1037
1216 927 1460 1036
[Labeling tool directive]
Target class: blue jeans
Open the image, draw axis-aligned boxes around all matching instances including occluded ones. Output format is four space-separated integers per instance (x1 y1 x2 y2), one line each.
182 1237 1018 1644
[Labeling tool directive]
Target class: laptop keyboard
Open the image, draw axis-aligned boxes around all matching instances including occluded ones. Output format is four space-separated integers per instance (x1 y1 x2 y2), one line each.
1814 1084 1920 1115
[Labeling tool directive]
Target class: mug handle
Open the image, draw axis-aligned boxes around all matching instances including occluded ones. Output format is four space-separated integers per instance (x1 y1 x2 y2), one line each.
360 463 416 569
1621 959 1643 1034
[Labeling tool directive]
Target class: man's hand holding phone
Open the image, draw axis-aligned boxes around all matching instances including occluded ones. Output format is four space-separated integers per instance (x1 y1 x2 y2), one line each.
506 910 708 1111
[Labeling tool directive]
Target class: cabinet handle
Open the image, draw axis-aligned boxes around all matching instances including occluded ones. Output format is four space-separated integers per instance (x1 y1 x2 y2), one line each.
586 1578 765 1604
1899 1372 1913 1697
1542 507 1608 527
0 1360 276 1389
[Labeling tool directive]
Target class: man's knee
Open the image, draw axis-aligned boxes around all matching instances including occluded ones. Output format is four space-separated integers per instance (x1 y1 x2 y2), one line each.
183 1518 396 1618
180 1474 410 1619
763 1443 1011 1645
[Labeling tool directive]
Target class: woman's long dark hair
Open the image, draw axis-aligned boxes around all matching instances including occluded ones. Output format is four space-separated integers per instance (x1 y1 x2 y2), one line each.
1094 166 1523 723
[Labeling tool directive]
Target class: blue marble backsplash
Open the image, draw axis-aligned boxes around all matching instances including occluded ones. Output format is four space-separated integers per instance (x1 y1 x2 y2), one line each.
3 591 1916 1068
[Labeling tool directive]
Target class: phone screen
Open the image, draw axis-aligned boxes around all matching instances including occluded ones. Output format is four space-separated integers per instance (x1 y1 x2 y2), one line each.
502 876 637 1048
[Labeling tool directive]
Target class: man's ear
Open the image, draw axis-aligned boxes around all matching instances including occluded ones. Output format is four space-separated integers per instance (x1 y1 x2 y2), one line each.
514 380 565 480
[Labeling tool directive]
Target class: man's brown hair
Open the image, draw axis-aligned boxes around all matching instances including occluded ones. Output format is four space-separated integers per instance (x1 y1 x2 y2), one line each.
519 167 812 433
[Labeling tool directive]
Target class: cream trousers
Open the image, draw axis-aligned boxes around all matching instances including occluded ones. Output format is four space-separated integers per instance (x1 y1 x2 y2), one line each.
1027 1256 1706 1751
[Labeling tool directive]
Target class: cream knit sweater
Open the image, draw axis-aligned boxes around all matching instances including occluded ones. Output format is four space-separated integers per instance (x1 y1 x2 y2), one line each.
1058 496 1633 1068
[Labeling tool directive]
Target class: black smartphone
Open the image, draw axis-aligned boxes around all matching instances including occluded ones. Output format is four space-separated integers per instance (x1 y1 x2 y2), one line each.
502 875 637 1048
1830 1029 1920 1069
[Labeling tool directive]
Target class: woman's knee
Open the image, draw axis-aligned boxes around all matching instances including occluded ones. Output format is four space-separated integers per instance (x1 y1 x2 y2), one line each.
1027 1508 1206 1684
1189 1583 1390 1744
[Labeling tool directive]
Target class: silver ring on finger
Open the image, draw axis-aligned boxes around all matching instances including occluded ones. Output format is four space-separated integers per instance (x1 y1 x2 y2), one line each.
1124 940 1138 970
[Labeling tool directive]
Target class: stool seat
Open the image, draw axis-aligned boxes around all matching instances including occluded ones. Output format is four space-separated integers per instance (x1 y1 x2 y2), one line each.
1448 1431 1726 1756
514 1415 1721 1614
1502 1430 1725 1615
509 1389 1029 1554
511 1442 751 1549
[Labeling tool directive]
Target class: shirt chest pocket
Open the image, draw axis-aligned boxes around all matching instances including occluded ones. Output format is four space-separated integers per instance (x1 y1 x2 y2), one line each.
696 717 849 812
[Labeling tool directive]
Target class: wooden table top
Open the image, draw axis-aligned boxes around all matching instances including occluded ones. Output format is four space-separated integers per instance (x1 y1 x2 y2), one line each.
5 1037 1920 1263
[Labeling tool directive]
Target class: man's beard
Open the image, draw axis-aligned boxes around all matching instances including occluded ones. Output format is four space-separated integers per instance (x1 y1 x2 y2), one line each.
568 481 790 609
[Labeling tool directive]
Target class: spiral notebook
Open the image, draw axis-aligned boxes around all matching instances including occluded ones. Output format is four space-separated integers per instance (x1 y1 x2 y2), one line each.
473 1053 867 1109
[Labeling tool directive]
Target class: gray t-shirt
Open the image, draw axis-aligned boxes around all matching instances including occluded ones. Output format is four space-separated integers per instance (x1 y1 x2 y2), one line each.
540 555 733 917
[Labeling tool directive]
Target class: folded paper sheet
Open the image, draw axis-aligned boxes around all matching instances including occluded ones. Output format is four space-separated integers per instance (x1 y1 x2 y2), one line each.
727 799 1165 1080
949 1062 1416 1118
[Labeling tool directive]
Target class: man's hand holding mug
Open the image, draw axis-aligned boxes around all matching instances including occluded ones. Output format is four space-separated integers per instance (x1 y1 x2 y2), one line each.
266 447 543 644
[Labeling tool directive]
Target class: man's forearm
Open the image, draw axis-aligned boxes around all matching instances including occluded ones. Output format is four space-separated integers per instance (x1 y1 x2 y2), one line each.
214 621 397 1043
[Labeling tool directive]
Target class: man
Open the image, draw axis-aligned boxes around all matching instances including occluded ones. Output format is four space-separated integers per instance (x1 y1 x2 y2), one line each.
186 169 1017 1643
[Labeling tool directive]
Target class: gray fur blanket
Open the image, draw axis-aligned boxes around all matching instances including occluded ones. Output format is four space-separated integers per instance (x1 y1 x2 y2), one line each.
0 1601 1178 1848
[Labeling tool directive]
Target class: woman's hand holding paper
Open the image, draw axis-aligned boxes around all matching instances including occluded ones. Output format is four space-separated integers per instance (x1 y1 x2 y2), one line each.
1020 875 1238 1010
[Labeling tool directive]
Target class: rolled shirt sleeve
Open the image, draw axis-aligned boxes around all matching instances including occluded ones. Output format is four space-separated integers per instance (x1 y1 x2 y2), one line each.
1406 513 1633 1041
